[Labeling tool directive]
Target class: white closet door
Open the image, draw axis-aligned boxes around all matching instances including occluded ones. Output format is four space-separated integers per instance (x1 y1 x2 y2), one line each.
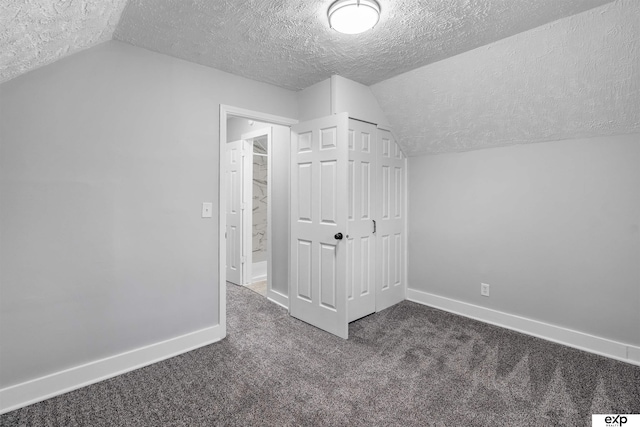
347 119 377 322
226 140 246 285
376 129 406 311
290 113 349 339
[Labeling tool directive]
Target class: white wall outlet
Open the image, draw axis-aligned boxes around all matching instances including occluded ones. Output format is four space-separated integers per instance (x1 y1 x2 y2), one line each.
481 283 490 297
202 202 213 218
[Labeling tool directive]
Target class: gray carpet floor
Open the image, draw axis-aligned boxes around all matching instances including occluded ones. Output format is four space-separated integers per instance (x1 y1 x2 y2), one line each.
2 284 639 426
245 280 267 297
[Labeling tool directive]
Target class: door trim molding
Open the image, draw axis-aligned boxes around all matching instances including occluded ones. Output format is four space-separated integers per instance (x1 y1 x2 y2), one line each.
219 105 297 325
267 289 289 309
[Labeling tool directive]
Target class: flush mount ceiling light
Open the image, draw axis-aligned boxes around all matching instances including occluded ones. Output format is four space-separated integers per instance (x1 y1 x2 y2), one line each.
328 0 381 35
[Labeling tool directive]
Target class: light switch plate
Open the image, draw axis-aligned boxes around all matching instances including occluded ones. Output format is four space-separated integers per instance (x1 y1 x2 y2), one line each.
202 202 213 218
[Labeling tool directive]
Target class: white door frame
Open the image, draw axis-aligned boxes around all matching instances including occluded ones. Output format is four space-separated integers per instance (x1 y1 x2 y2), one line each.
218 105 297 334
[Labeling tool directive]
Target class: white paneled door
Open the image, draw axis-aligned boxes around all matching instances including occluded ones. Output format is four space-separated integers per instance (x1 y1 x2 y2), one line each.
376 129 406 311
226 139 252 286
290 113 349 339
347 119 377 322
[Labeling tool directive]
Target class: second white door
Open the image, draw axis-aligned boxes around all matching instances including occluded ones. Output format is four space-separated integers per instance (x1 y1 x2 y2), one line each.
226 139 252 285
347 119 377 322
376 129 406 311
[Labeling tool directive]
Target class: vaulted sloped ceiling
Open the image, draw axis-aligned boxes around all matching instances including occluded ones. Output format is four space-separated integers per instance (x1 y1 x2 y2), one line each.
113 0 613 91
2 0 612 89
0 0 128 84
371 0 640 155
3 0 631 156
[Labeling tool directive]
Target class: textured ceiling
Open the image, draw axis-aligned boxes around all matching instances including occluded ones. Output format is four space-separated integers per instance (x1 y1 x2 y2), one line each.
1 0 615 90
114 0 613 91
3 0 631 157
0 0 128 84
371 0 640 156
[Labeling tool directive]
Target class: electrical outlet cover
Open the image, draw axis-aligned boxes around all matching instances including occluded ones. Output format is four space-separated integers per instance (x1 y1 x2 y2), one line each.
481 283 490 297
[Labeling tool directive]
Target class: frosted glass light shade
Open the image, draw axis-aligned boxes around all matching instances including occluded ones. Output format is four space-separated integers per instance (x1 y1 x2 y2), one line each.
328 0 380 35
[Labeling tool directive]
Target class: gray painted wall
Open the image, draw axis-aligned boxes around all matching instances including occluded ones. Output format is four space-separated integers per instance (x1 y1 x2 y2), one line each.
226 117 271 143
0 40 297 388
297 79 331 122
331 76 390 127
269 125 291 299
408 135 640 346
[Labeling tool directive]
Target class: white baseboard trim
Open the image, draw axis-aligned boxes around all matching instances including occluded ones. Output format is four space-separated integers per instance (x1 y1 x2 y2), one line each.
252 261 267 282
406 288 640 367
267 289 289 310
0 325 225 415
628 346 640 364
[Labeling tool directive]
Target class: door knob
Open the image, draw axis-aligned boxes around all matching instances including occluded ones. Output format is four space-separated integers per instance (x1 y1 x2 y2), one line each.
334 232 344 240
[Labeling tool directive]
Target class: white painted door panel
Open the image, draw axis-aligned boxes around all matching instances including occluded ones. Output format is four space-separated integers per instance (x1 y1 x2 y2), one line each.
226 140 242 285
376 129 406 311
347 119 377 322
290 113 349 339
226 139 252 286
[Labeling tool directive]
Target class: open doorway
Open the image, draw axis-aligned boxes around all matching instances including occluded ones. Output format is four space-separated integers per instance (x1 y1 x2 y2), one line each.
220 106 296 316
219 106 406 339
248 132 269 294
225 119 272 295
